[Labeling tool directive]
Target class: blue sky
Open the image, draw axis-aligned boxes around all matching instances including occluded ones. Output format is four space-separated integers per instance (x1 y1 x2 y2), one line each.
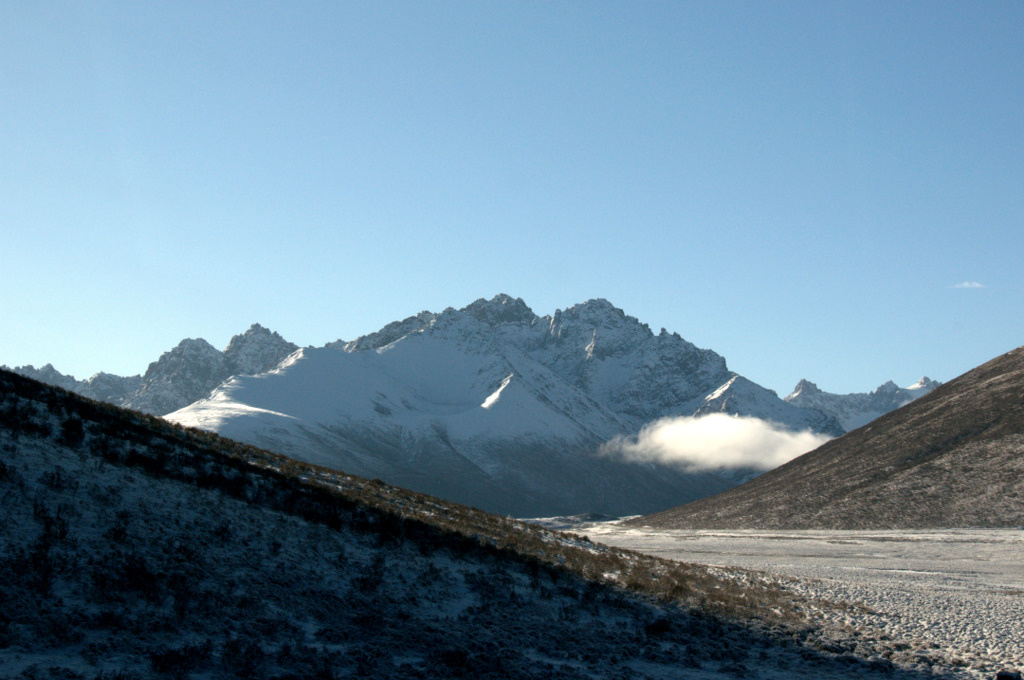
2 1 1022 396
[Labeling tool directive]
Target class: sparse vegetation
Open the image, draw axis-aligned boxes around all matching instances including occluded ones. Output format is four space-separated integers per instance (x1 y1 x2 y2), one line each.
0 369 954 679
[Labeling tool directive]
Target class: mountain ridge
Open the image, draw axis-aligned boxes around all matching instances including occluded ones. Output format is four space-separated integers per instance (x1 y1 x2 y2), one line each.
6 323 297 415
785 376 940 431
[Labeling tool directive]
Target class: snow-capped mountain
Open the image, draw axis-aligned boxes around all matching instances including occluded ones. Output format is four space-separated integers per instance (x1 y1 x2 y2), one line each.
784 376 940 431
5 323 297 416
168 295 845 517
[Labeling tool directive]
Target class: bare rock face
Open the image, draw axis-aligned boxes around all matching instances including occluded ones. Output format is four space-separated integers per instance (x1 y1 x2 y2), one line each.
223 323 298 376
125 338 230 416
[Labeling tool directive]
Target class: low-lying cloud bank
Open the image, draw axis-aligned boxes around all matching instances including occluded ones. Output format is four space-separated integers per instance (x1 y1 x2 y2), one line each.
601 413 832 472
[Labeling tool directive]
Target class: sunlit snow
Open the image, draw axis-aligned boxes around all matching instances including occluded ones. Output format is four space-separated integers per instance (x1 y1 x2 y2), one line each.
481 373 513 409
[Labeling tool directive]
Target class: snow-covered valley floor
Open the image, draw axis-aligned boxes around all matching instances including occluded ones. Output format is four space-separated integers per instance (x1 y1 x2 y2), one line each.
575 522 1024 678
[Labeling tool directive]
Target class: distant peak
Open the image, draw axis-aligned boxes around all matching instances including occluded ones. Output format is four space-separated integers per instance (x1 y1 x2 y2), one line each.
874 380 900 394
172 337 218 353
229 323 291 345
788 379 820 399
224 324 298 376
578 298 622 315
908 376 940 391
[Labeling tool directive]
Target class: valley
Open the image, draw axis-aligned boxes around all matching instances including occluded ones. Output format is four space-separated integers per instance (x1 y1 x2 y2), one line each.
566 521 1024 679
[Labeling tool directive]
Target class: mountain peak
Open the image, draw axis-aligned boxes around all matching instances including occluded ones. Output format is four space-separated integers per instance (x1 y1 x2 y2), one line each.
580 297 617 310
460 294 537 327
787 379 820 400
224 324 298 376
570 298 624 318
550 298 645 334
163 337 220 361
874 380 900 394
785 375 940 432
909 376 939 391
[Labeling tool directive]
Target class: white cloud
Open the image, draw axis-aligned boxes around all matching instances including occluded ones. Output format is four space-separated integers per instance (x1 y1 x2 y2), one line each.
954 281 986 289
600 414 832 472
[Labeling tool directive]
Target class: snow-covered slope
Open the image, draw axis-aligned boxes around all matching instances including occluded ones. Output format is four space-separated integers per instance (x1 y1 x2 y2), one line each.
785 377 940 431
168 295 845 517
699 376 845 436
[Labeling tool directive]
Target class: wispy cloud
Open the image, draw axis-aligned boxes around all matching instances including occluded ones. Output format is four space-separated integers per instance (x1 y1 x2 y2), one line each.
600 414 832 472
954 281 986 289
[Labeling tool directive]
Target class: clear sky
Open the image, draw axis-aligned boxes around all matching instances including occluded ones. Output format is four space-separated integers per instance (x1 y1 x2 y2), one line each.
2 1 1022 397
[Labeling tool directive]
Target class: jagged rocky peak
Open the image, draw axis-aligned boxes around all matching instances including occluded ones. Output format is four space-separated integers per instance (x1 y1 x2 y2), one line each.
787 379 822 400
873 380 900 395
80 372 143 403
910 376 940 391
126 338 230 416
555 298 634 326
784 374 942 433
544 299 652 356
142 338 225 381
460 294 537 327
223 323 298 375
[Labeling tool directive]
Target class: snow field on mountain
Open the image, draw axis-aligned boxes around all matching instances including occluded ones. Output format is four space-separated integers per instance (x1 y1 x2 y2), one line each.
577 523 1024 678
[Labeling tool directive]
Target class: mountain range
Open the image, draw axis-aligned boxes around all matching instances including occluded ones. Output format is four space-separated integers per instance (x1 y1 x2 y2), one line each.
7 324 297 415
784 376 940 431
6 295 937 517
631 344 1024 529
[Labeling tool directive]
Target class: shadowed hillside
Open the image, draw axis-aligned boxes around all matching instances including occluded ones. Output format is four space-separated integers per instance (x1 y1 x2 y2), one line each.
631 345 1024 530
0 368 957 679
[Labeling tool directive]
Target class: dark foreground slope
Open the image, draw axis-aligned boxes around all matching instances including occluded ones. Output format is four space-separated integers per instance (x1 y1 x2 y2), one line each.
632 345 1024 530
0 369 951 680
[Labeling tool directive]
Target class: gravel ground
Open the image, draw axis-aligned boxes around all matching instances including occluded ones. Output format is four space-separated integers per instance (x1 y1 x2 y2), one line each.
577 523 1024 679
